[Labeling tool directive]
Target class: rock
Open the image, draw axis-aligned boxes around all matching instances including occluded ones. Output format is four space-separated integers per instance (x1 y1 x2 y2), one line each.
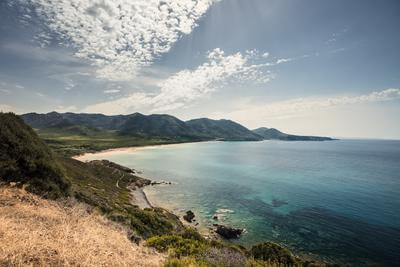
183 210 195 223
271 198 288 208
213 215 218 220
215 224 243 239
128 233 142 245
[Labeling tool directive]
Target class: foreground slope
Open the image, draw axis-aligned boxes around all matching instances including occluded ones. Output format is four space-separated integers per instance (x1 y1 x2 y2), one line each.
253 127 334 141
0 112 184 238
0 186 164 267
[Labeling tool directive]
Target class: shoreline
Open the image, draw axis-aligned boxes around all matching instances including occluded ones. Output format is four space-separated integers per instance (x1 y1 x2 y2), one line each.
71 142 341 265
130 186 153 209
73 140 216 161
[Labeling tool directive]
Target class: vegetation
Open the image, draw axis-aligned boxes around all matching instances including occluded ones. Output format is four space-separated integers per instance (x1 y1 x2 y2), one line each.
0 112 70 199
0 186 164 267
249 242 296 265
58 156 185 238
145 230 327 267
38 126 186 157
21 111 265 156
0 112 184 239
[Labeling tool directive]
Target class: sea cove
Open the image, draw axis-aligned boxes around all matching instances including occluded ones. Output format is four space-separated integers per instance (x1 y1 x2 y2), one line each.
78 140 400 265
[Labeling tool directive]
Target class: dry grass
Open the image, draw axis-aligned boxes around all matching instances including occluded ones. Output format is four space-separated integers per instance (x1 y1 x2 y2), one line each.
0 186 165 267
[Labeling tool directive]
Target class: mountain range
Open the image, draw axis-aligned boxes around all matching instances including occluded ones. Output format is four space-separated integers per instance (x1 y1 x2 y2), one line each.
21 112 334 142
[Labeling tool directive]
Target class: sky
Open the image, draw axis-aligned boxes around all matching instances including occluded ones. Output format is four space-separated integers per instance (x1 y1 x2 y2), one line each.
0 0 400 139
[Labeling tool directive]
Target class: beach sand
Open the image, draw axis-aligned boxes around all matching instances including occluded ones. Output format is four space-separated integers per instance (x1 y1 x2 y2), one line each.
73 141 209 162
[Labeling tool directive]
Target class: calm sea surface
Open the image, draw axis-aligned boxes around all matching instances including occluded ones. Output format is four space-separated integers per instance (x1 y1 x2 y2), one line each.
81 140 400 265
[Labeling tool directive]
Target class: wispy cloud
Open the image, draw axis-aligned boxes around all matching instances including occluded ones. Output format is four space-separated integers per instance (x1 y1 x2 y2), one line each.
104 89 120 94
83 48 274 114
0 89 11 94
211 88 400 124
19 0 221 81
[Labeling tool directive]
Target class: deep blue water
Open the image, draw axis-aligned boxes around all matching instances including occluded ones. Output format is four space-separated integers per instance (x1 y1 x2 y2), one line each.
81 140 400 265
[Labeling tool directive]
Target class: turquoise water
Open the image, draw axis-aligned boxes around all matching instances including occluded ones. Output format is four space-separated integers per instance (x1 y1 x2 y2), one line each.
81 140 400 265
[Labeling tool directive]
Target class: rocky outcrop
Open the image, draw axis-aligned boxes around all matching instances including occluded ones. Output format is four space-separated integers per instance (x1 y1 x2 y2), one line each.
183 210 195 223
215 224 243 239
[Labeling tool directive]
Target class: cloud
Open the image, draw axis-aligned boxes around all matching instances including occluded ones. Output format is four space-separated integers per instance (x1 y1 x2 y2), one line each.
20 0 221 81
83 48 273 114
104 89 120 94
276 58 293 64
211 88 400 125
0 89 11 94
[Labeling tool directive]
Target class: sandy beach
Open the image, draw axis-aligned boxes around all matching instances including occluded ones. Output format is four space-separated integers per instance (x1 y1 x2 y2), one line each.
73 141 214 162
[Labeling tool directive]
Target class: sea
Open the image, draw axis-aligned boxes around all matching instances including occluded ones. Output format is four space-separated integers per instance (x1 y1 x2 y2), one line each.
79 140 400 265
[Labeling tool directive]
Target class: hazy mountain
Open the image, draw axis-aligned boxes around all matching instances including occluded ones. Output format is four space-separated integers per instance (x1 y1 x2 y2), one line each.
253 127 334 141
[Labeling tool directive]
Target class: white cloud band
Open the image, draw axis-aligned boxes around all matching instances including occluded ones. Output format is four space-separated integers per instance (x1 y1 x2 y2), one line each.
22 0 220 80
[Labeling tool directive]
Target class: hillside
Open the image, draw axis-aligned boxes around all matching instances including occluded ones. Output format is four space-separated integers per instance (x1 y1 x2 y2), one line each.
253 127 334 141
22 112 262 142
0 186 164 267
118 113 199 139
0 112 185 238
186 118 262 141
0 113 70 199
21 112 265 156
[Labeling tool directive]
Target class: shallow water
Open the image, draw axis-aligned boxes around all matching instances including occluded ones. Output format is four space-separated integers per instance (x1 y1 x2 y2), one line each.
80 140 400 265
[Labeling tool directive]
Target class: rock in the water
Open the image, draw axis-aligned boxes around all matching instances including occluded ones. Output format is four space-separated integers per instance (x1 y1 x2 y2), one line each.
183 210 195 223
215 224 243 239
213 215 218 220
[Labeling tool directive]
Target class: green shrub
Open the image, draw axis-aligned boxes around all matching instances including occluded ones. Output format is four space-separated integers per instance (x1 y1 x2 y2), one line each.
249 242 296 266
164 256 209 267
147 235 208 257
180 227 206 242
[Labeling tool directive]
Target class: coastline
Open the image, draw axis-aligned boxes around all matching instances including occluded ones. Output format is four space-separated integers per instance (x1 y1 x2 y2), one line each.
73 140 215 161
130 186 153 209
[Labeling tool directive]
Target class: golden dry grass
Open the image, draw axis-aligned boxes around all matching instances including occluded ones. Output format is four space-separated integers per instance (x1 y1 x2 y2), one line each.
0 186 165 267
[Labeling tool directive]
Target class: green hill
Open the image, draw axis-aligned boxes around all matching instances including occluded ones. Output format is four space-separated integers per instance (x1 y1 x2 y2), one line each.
186 118 262 141
0 112 70 199
21 112 262 141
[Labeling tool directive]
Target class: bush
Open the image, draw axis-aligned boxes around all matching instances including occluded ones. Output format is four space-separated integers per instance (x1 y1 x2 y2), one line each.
180 227 206 242
249 242 296 266
147 235 208 257
164 256 209 267
201 247 247 267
